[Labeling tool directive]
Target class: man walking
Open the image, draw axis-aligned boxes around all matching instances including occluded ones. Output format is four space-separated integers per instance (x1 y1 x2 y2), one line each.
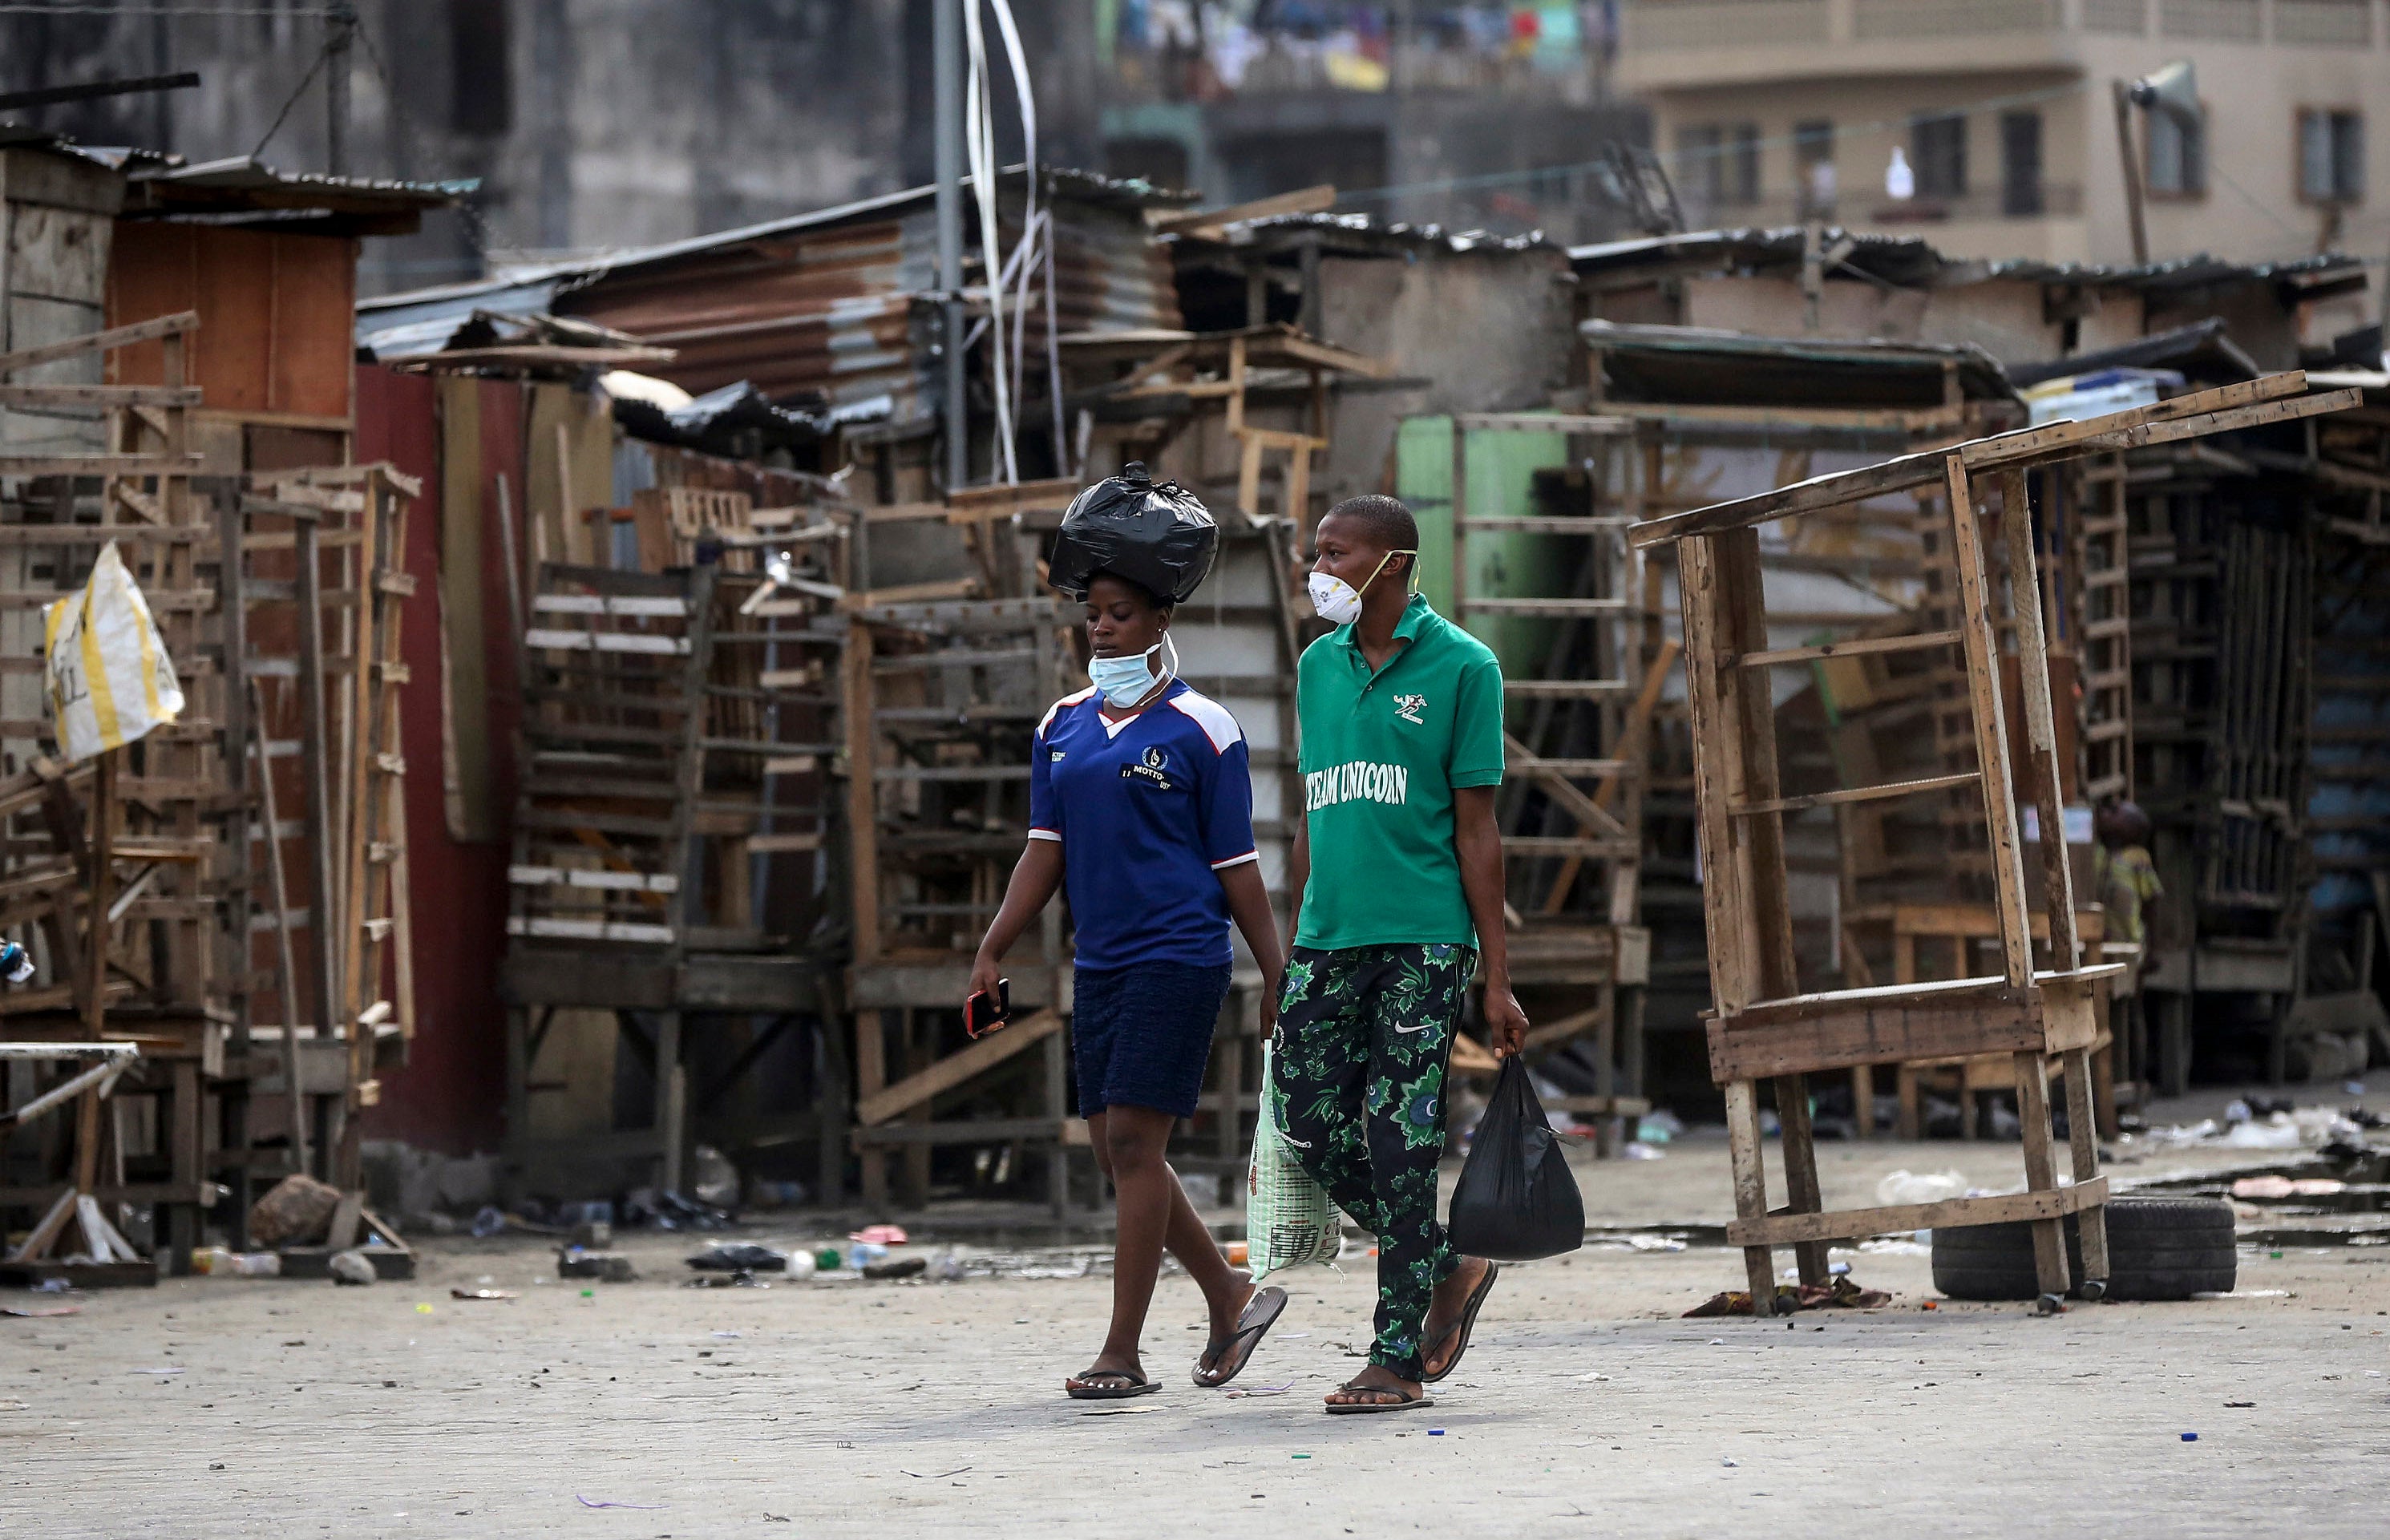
1273 493 1527 1414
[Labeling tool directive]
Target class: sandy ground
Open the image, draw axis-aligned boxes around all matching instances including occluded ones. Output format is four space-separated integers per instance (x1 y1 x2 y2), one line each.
7 1106 2390 1538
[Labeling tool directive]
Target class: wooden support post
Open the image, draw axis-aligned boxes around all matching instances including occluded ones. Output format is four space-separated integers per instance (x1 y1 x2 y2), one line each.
71 750 115 1255
249 678 311 1179
2061 1044 2109 1287
1995 469 2080 966
2011 1049 2072 1299
1943 463 2033 987
656 1011 687 1194
856 1008 889 1207
1722 1078 1777 1312
293 513 345 1127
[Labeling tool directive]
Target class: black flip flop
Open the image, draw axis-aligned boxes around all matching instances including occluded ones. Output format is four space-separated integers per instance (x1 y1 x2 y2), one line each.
1324 1380 1435 1416
1421 1260 1500 1384
1066 1368 1161 1401
1194 1284 1288 1388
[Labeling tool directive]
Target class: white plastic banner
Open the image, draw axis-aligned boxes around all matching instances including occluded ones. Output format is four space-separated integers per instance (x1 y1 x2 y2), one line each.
43 540 184 762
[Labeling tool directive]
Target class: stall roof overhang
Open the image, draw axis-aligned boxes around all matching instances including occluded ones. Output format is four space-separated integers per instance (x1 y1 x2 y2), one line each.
1630 373 2360 548
119 156 464 235
1581 319 2016 409
2009 317 2262 391
1569 224 2372 302
1171 209 1562 262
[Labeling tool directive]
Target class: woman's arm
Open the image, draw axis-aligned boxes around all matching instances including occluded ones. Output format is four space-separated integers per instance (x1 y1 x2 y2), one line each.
1454 785 1528 1056
966 840 1065 1017
1216 862 1287 1030
1285 810 1308 952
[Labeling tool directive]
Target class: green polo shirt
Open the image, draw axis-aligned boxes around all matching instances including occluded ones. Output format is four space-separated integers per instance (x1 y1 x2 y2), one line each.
1295 592 1505 951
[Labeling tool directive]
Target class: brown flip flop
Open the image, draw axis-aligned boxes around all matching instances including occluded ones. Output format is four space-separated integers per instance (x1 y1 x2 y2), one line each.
1194 1283 1288 1388
1066 1368 1160 1401
1421 1260 1500 1384
1324 1379 1435 1415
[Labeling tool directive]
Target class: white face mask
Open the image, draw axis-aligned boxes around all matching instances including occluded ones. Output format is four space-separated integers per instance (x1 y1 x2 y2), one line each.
1087 633 1178 708
1308 550 1413 627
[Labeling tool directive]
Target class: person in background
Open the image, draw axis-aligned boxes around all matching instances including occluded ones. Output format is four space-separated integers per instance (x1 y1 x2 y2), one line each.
1274 493 1525 1415
969 568 1290 1400
2094 800 2163 954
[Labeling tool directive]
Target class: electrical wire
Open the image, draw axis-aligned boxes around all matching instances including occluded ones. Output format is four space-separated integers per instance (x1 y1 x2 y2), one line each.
246 30 327 159
0 4 335 13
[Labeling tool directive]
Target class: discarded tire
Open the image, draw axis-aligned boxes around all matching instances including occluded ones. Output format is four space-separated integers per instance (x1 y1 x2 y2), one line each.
1930 1194 2236 1302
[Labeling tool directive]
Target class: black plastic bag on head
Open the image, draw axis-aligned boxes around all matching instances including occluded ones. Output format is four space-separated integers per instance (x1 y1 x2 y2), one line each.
1048 462 1218 604
1445 1057 1585 1261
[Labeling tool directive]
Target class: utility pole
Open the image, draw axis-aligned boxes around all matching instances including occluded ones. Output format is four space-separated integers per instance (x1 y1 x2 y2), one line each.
935 0 969 491
326 1 357 176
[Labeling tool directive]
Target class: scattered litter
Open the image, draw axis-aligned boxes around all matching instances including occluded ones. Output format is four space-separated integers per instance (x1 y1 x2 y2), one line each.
557 1248 636 1283
130 1367 185 1376
711 1331 742 1340
2226 1401 2255 1407
1685 1277 1891 1316
681 1270 769 1289
864 1257 928 1280
0 1401 26 1411
1877 1170 1969 1207
1080 1405 1159 1417
415 1304 435 1314
1223 1382 1295 1399
1855 1238 1932 1257
190 1248 280 1277
1620 1142 1665 1160
2181 1433 2198 1443
1291 1453 1312 1460
328 1250 378 1287
1721 1457 1738 1467
0 1305 78 1318
449 1288 518 1301
900 1466 973 1479
575 1496 661 1510
1624 1234 1688 1253
2230 1175 2348 1198
849 1223 909 1246
686 1243 787 1273
1578 1372 1612 1382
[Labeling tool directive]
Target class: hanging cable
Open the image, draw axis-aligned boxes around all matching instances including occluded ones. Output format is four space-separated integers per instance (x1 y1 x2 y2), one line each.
962 0 1017 483
985 0 1039 437
248 33 330 160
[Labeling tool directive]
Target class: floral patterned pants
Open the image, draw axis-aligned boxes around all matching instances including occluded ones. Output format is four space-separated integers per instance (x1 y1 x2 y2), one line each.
1270 942 1475 1380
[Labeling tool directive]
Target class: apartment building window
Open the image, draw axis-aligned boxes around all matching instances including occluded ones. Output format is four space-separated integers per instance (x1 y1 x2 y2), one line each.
1794 119 1836 218
2299 108 2365 204
2001 111 2043 216
1676 123 1725 212
1911 113 1967 200
1726 123 1761 207
2146 102 2206 197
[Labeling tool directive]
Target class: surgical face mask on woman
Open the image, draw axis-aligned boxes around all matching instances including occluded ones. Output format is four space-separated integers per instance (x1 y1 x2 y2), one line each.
1308 549 1416 627
1088 633 1179 708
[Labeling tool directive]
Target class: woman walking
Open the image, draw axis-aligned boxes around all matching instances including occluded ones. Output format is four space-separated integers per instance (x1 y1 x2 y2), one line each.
969 467 1290 1399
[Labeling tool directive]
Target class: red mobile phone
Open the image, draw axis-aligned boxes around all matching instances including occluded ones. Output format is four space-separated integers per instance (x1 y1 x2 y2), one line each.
964 977 1012 1039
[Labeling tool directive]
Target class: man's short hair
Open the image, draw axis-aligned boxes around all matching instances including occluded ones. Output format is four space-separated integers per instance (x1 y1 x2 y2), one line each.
1321 494 1418 560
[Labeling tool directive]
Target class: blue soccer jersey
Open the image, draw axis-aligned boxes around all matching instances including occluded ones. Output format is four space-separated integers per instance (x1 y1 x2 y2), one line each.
1028 679 1257 972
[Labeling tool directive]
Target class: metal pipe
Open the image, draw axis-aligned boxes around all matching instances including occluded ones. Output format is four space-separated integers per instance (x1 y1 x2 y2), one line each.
936 0 968 490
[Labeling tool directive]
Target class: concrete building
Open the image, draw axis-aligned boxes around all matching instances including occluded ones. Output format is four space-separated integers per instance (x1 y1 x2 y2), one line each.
1618 0 2390 267
1096 2 1648 243
0 2 1102 297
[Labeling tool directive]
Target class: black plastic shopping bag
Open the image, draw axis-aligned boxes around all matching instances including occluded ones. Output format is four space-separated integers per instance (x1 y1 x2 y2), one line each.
1446 1057 1584 1261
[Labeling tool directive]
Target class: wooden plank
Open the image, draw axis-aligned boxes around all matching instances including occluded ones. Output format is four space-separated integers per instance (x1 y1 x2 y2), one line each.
1727 1175 2108 1246
0 453 202 476
2012 1049 2071 1295
0 383 201 407
1734 629 1960 669
1452 412 1636 435
1732 770 1980 817
1719 528 1800 1001
0 523 212 546
1955 374 2307 467
1458 596 1633 616
1708 993 2043 1081
839 578 982 612
1149 184 1337 236
0 309 197 374
854 1008 1066 1126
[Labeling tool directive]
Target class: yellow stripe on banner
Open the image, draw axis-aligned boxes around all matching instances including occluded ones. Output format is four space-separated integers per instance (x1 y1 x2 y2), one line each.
77 584 120 750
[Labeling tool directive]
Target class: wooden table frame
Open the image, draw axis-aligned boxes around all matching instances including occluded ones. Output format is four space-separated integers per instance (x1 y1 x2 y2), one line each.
1632 372 2360 1312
